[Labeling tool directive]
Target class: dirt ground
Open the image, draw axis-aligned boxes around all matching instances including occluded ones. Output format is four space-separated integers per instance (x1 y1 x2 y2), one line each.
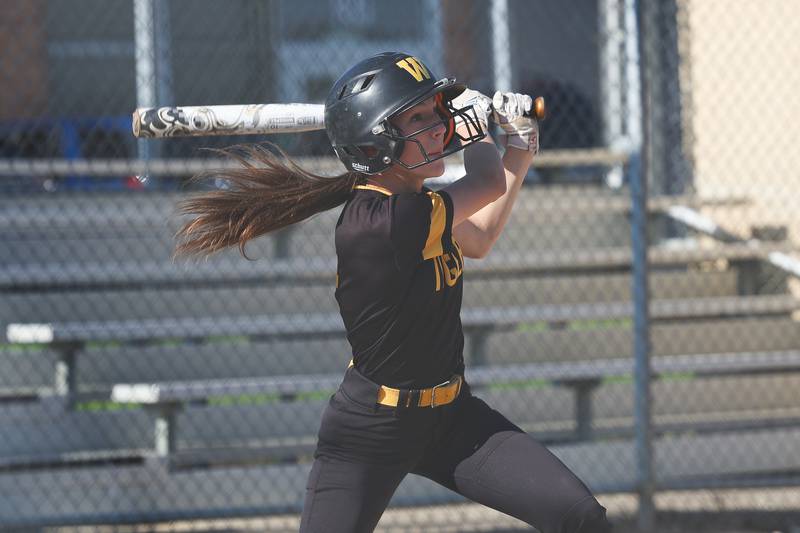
42 487 800 533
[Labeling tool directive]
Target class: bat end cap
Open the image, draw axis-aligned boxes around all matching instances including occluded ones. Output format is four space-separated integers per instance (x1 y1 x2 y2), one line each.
132 109 142 137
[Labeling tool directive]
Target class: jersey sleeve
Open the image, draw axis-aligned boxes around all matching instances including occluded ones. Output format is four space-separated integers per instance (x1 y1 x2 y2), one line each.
389 189 454 270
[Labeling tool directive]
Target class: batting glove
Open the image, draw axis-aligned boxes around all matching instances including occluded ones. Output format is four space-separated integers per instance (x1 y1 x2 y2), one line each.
491 91 540 153
450 88 492 136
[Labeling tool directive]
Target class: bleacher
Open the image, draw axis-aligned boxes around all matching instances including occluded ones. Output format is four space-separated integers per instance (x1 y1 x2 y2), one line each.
2 183 800 527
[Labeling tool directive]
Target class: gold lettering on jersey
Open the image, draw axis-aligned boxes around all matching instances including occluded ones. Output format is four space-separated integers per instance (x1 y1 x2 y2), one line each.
432 241 464 292
432 253 442 292
422 193 447 260
396 57 430 82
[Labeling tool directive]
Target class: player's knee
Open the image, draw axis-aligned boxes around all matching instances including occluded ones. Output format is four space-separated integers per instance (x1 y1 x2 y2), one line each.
561 497 612 533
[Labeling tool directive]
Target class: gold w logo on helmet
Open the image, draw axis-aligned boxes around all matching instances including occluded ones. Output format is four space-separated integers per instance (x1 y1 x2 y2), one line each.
395 57 430 82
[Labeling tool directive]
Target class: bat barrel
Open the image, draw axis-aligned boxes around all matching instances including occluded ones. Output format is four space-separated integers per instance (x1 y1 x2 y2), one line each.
131 104 327 138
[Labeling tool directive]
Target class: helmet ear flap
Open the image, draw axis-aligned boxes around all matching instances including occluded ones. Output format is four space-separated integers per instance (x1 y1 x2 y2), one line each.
385 121 405 163
336 134 398 174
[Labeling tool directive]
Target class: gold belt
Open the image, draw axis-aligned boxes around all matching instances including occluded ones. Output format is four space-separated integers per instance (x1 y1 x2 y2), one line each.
348 360 463 408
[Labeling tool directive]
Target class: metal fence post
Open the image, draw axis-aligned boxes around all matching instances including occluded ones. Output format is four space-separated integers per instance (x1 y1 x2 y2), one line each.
490 0 511 91
633 0 656 529
134 0 155 183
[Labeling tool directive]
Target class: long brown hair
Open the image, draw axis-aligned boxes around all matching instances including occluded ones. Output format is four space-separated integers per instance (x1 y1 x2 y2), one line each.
174 143 360 258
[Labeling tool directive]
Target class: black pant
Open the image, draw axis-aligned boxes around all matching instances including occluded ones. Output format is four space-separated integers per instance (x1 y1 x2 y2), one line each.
300 366 612 533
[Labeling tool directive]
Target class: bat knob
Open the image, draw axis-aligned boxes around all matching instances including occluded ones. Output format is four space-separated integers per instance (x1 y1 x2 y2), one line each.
533 97 546 121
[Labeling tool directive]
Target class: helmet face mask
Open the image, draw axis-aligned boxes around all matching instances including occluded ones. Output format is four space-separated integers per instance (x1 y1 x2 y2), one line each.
324 52 487 175
381 93 486 170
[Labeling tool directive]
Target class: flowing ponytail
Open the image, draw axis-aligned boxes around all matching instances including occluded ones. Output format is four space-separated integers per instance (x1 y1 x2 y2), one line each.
174 143 360 258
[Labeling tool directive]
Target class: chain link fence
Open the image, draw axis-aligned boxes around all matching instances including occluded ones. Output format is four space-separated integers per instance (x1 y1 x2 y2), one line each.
1 0 799 531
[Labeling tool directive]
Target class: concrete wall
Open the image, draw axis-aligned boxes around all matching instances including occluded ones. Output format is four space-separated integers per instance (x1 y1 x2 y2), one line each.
0 0 48 119
684 0 800 246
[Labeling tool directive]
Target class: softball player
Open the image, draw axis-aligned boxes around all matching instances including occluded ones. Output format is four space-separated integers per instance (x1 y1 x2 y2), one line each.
177 52 612 533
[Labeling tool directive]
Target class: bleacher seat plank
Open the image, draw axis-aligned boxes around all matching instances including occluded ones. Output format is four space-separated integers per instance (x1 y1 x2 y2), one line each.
0 448 148 472
3 235 178 264
0 186 745 229
0 256 337 290
107 350 800 411
484 317 800 364
0 400 324 461
462 294 800 330
7 317 795 395
489 373 800 433
462 270 737 308
0 193 183 231
467 350 800 385
1 234 280 268
7 294 798 345
111 373 344 404
0 346 58 393
0 401 153 458
470 241 794 275
75 338 351 385
5 285 340 322
5 370 800 466
4 270 738 325
4 242 791 291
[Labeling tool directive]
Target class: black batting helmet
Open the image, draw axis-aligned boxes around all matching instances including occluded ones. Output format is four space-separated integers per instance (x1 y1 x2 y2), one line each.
324 52 485 175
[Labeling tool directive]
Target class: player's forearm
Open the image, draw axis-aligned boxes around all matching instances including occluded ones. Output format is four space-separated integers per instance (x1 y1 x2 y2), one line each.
462 133 506 192
466 147 534 246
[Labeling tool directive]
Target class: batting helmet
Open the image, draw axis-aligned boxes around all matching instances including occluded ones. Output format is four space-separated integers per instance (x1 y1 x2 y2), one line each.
324 52 486 175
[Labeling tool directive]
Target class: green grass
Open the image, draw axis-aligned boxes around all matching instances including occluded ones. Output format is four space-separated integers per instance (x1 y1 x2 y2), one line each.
516 322 550 333
568 318 632 331
2 335 257 352
75 400 141 412
295 390 335 402
85 340 124 349
209 392 282 407
657 371 695 381
151 338 186 348
0 343 50 352
600 371 695 386
488 378 550 391
208 389 335 407
75 389 336 411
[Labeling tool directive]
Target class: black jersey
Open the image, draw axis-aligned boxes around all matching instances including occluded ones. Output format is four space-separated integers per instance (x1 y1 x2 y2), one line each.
334 183 465 389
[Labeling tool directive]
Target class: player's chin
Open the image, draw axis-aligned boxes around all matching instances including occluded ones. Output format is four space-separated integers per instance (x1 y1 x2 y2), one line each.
423 154 445 177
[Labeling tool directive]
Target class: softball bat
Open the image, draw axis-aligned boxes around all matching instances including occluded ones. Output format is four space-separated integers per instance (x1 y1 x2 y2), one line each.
132 97 545 138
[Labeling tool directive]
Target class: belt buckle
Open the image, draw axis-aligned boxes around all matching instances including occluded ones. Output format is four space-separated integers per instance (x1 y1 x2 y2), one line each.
430 375 460 408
